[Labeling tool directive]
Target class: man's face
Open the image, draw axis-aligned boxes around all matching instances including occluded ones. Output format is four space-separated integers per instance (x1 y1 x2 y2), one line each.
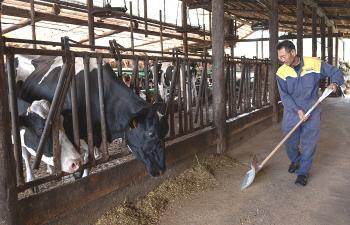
277 48 297 66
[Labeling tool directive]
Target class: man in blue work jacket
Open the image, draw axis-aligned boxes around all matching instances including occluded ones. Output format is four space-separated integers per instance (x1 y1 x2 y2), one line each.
276 40 344 186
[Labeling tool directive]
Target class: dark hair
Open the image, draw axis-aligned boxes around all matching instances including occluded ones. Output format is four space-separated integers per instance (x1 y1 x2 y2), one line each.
276 40 296 52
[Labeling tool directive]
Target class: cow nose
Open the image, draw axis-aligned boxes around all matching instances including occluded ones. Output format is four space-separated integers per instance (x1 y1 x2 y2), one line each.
70 160 81 172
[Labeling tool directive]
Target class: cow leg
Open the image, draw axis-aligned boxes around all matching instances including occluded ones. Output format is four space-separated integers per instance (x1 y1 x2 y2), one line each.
22 147 35 182
79 139 90 178
46 165 53 174
22 147 39 192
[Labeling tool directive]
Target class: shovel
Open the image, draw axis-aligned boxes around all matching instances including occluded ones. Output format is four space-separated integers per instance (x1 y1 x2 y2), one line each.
241 87 334 190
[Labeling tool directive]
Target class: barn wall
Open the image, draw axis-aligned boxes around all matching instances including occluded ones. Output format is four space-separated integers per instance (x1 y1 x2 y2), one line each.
18 104 281 225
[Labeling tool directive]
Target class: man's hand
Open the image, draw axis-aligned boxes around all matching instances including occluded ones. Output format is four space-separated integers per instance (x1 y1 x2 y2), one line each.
327 83 338 93
298 110 309 121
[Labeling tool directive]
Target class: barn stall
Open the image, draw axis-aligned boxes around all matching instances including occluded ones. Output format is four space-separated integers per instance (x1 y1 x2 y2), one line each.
0 0 348 224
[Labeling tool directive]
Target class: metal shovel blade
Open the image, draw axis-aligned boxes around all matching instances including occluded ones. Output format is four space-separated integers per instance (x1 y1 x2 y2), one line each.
241 155 258 190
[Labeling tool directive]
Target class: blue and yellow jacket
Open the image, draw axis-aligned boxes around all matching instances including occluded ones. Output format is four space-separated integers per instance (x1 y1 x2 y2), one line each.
276 56 344 114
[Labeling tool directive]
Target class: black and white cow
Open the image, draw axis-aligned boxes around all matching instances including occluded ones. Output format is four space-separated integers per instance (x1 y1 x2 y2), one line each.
15 55 168 177
17 98 82 182
150 61 198 108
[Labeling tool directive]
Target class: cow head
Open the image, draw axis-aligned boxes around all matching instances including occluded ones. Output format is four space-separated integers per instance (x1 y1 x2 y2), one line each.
19 100 82 173
125 99 168 177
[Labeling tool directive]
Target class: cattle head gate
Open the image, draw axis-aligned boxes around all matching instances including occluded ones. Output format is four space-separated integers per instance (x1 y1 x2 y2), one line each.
0 37 270 225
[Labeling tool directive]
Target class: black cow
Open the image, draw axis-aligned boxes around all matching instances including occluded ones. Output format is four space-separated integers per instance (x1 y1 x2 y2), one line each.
15 55 168 176
17 98 82 182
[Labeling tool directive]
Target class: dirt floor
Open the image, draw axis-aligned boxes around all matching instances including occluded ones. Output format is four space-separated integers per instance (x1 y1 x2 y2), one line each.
158 96 350 225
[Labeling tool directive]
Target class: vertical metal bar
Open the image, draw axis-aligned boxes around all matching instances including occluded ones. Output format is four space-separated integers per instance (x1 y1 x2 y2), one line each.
33 62 70 169
194 61 205 123
159 10 164 56
252 62 257 108
52 118 61 173
130 1 135 55
70 56 80 151
97 56 109 161
153 58 159 94
144 0 148 37
0 36 18 225
257 64 262 108
83 54 95 165
187 60 193 130
247 62 251 112
30 0 36 49
181 62 188 133
144 58 149 98
6 53 24 185
237 62 244 113
204 64 209 125
133 57 139 95
263 61 269 105
233 63 237 115
177 64 183 134
227 61 232 118
200 62 205 127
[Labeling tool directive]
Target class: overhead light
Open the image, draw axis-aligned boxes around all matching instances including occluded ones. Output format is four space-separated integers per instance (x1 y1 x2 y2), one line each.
92 4 127 18
251 20 269 31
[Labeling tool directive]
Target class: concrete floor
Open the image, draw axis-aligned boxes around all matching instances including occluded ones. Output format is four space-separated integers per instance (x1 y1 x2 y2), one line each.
159 96 350 225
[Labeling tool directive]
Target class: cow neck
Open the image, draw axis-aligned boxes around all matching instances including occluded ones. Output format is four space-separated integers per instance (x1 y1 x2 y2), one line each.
102 63 151 139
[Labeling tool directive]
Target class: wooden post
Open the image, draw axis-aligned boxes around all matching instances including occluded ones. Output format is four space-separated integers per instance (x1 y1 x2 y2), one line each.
87 0 95 50
297 0 303 57
212 0 226 154
327 26 333 65
312 7 317 57
30 0 37 49
159 10 163 56
0 17 18 224
130 1 135 55
335 37 339 67
320 17 326 91
182 0 188 58
269 0 279 122
320 18 326 61
261 30 264 58
144 0 148 37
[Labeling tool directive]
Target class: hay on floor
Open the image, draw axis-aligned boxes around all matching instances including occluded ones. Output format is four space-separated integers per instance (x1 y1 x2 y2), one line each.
95 154 239 225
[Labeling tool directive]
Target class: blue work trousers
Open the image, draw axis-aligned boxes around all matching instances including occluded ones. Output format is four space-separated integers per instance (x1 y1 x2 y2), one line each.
282 111 320 176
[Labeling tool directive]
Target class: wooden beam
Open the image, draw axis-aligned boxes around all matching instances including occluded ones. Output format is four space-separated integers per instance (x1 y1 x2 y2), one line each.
297 0 303 57
1 4 211 46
